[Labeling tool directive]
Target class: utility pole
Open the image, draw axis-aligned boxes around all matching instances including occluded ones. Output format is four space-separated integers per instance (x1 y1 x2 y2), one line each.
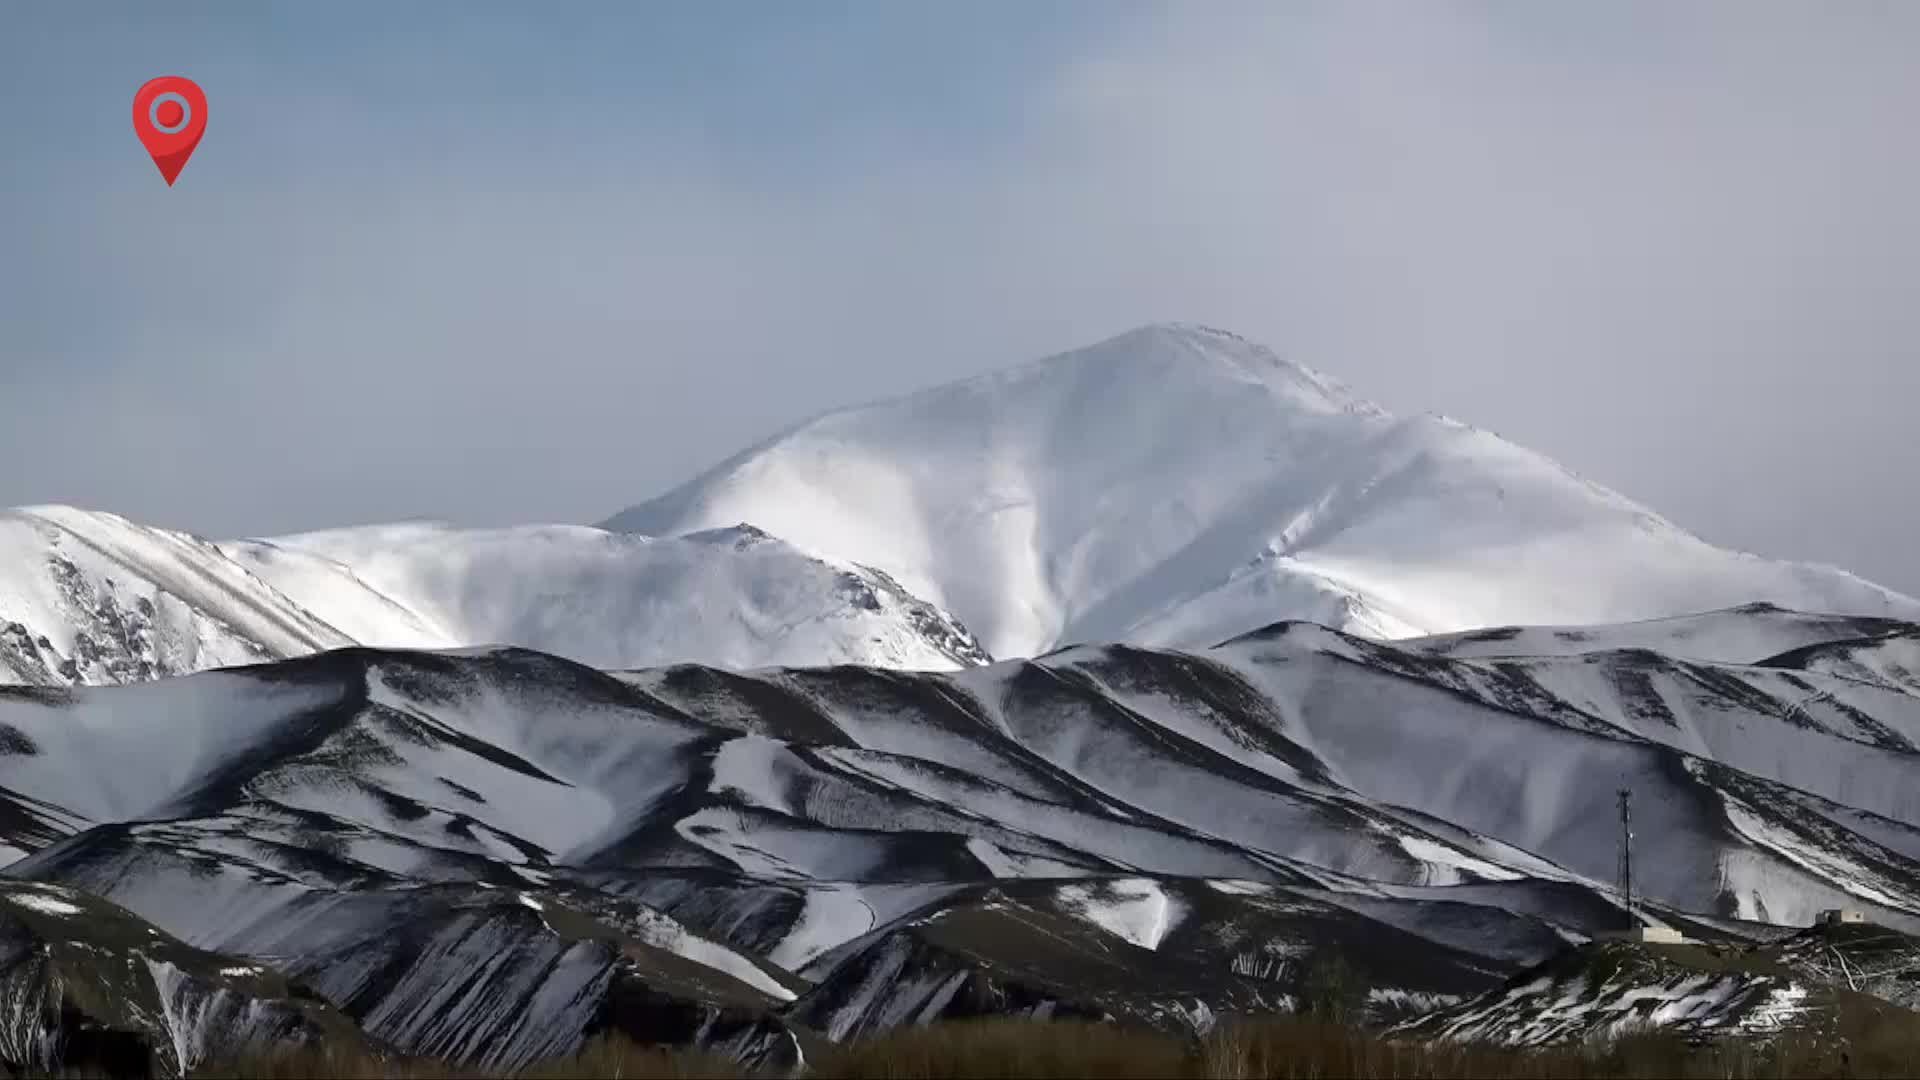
1617 788 1636 928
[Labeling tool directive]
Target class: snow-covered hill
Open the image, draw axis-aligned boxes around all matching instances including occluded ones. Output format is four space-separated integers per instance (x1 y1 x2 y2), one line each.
1401 939 1850 1046
0 506 360 686
3 604 1918 1066
0 879 368 1076
0 507 987 687
226 521 988 672
605 323 1920 658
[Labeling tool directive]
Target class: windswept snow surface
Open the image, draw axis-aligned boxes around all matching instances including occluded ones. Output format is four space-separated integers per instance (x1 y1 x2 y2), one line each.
605 324 1920 657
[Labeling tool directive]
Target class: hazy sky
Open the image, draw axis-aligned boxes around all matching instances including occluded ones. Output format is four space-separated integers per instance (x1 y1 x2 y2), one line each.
4 2 1917 597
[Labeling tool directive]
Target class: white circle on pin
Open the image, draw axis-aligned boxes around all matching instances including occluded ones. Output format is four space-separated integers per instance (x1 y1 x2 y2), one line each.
150 92 192 136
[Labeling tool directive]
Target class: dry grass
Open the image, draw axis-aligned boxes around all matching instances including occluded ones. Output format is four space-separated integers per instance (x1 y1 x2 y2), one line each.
54 1035 744 1080
818 1016 1920 1080
813 1019 1192 1079
1204 1019 1711 1079
1198 1016 1920 1079
37 1014 1920 1078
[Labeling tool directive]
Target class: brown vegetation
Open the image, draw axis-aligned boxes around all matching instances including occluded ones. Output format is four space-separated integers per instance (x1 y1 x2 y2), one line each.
41 1013 1920 1079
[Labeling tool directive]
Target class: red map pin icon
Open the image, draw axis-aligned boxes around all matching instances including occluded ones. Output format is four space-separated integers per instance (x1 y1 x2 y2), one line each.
132 76 207 186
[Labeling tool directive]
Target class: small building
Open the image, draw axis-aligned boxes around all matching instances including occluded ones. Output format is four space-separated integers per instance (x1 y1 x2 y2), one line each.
1605 926 1687 945
1818 909 1867 926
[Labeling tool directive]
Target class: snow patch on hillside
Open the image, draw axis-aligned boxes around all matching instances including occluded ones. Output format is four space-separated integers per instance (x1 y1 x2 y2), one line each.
1056 878 1185 950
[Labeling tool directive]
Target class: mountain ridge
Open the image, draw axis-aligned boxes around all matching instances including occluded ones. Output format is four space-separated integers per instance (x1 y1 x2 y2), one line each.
0 506 988 687
2 602 1918 1064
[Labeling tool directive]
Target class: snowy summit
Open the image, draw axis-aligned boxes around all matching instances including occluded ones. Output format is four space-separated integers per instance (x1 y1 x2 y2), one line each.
605 323 1920 657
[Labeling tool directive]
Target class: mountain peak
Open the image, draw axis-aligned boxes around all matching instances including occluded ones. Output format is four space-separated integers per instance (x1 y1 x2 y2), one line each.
1013 322 1373 418
605 328 1920 658
1116 320 1251 346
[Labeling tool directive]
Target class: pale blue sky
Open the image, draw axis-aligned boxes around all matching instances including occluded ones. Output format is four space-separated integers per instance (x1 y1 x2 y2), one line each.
4 3 1918 596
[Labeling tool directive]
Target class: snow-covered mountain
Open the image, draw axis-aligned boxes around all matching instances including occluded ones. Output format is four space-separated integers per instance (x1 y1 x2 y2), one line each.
6 322 1920 1069
10 324 1915 690
0 507 987 687
3 604 1919 1067
605 323 1920 658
